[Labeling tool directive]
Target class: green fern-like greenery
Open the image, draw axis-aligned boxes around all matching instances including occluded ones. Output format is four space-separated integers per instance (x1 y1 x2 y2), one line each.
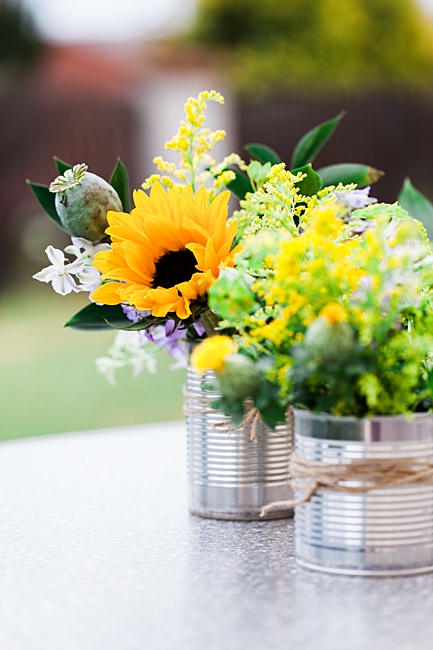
190 0 433 95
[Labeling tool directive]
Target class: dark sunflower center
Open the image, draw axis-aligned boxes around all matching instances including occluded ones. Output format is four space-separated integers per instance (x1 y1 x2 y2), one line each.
152 249 198 289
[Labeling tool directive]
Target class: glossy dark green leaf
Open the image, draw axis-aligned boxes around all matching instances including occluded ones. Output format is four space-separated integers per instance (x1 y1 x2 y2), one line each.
109 158 130 212
317 163 384 188
244 143 282 166
398 178 433 240
291 164 323 196
54 156 73 175
65 303 133 330
225 168 254 200
26 180 67 231
291 111 345 169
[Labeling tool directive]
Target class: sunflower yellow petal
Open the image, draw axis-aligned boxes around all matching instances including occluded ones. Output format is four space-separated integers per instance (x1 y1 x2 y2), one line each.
91 282 124 304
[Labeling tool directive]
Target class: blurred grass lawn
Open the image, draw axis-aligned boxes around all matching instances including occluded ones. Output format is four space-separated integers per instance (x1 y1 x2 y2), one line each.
0 284 185 441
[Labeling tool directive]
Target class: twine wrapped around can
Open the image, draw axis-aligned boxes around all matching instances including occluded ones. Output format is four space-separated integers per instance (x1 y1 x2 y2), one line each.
261 454 433 515
185 361 294 521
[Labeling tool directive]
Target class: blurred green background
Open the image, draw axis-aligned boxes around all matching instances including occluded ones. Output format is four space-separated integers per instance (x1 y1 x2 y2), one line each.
0 284 185 441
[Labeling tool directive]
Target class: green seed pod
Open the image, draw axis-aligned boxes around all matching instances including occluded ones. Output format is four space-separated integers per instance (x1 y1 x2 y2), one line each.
50 163 122 242
304 317 355 363
216 353 261 402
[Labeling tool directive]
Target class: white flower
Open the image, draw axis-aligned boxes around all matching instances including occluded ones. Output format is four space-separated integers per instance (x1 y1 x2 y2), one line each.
76 265 105 294
65 237 111 261
335 186 377 210
96 331 158 386
33 246 85 296
64 237 111 294
95 357 125 388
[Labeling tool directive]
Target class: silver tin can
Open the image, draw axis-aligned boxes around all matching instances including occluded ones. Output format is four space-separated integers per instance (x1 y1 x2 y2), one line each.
186 362 293 520
293 409 433 576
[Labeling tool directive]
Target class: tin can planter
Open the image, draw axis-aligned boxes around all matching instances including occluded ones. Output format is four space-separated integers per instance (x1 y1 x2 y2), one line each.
293 409 433 576
185 362 294 521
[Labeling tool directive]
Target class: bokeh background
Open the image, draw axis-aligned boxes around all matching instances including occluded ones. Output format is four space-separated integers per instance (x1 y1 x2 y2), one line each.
2 0 433 440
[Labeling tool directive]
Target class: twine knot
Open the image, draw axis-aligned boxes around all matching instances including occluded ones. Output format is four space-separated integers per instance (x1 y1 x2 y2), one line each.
260 453 433 517
183 387 261 440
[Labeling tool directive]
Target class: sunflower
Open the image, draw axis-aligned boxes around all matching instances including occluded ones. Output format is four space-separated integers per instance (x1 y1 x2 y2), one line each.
91 182 241 319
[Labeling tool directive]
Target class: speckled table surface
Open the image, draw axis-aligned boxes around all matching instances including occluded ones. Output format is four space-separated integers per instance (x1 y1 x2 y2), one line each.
0 421 432 650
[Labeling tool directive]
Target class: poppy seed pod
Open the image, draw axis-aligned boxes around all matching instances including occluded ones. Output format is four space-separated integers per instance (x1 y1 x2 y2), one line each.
304 317 355 363
216 353 261 402
50 164 122 242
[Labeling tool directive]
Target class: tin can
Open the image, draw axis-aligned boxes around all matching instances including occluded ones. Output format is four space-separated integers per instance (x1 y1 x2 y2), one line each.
293 409 433 576
186 363 293 520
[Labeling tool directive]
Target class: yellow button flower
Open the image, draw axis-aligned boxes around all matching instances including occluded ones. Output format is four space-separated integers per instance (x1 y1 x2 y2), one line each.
191 336 236 373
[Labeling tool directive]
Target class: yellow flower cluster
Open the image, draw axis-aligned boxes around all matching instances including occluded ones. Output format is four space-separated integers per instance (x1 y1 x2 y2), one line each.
235 164 303 239
235 200 432 369
142 91 242 197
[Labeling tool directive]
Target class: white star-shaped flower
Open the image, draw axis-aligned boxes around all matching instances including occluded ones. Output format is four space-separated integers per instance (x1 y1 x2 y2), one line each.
33 246 85 295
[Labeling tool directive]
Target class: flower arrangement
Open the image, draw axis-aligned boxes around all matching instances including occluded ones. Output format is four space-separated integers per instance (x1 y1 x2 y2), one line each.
193 194 433 424
30 89 385 397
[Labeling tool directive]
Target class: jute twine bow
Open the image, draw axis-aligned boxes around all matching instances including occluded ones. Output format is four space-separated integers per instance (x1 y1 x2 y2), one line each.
183 387 261 441
260 454 433 517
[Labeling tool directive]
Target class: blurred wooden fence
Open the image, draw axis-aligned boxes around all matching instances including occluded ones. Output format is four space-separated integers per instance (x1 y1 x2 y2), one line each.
240 93 433 204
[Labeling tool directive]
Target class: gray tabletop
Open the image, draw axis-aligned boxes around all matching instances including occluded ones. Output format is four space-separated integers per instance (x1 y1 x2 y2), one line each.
0 421 432 650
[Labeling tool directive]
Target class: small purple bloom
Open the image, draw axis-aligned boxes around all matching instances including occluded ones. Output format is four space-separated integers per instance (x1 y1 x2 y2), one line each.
192 321 206 337
144 321 187 362
122 305 151 323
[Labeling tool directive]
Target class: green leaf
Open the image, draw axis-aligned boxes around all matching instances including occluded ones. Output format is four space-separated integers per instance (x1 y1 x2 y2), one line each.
109 158 130 212
65 303 133 330
225 168 254 200
26 180 67 231
317 163 384 188
258 403 287 430
212 396 245 426
291 164 323 196
398 178 433 240
291 111 345 169
115 315 167 331
244 143 281 166
54 156 73 175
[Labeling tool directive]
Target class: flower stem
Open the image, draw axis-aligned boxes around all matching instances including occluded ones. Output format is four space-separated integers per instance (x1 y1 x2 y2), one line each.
200 310 220 337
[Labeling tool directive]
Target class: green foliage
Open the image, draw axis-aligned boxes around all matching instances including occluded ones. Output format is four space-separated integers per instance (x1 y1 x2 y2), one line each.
109 158 130 212
54 157 72 175
225 167 253 199
291 112 345 168
190 0 433 94
244 143 282 166
291 164 322 196
398 178 433 241
317 163 384 188
25 180 67 231
65 303 133 330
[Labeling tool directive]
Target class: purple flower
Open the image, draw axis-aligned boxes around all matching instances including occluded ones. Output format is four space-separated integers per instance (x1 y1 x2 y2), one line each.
144 321 187 362
121 305 206 364
121 305 151 323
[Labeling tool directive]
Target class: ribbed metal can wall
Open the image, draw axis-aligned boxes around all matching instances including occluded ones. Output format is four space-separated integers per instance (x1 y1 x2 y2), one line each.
293 409 433 576
186 363 293 520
